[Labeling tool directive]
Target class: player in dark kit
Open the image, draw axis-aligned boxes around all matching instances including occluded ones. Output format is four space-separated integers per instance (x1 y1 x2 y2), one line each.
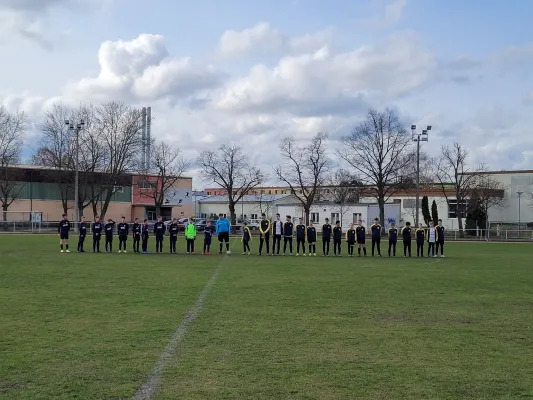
356 220 367 257
388 223 398 257
117 216 129 253
203 221 213 255
58 214 71 253
436 219 445 257
306 222 317 256
295 220 306 256
168 218 179 254
92 216 103 253
271 214 283 255
141 219 150 254
77 216 87 252
132 218 141 253
104 218 115 252
241 221 252 255
283 215 294 256
258 213 271 255
416 223 426 257
401 222 412 257
322 218 332 256
346 223 356 257
153 216 166 253
333 220 342 256
370 218 382 257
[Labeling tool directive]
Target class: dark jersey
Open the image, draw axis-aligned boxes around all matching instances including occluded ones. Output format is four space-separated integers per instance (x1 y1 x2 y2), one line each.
356 226 366 240
242 227 251 241
153 221 166 236
104 221 115 236
58 219 70 234
142 224 149 238
388 228 398 242
371 223 382 239
322 224 332 239
204 226 213 242
402 226 412 241
283 222 293 237
132 223 141 237
117 222 129 236
79 222 87 237
296 224 306 239
347 229 356 243
416 228 426 243
333 226 342 241
168 223 179 237
436 225 445 241
260 219 271 234
92 222 102 236
306 226 317 242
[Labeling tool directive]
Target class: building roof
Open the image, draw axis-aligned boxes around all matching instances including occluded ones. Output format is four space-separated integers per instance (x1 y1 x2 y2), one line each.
197 194 290 203
462 170 533 175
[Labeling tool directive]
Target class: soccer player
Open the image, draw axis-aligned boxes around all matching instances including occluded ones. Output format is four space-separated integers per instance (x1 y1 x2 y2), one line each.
153 216 166 253
132 218 141 253
168 218 179 254
436 219 445 258
370 218 382 257
92 216 102 253
333 220 342 256
307 222 317 256
427 220 437 257
271 213 283 256
58 213 70 253
104 218 115 253
322 218 332 256
141 219 150 254
258 213 271 255
401 222 412 257
416 223 426 257
346 223 356 257
283 215 294 256
185 218 197 254
215 213 231 254
388 223 398 257
117 216 129 253
203 220 213 255
356 220 367 257
241 221 252 255
295 219 306 256
77 216 87 252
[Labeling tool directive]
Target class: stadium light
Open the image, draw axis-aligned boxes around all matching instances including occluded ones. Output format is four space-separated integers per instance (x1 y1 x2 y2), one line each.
517 191 523 232
65 119 85 226
412 124 433 226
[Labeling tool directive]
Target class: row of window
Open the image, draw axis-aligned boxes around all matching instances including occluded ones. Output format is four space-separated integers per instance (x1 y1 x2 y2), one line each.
402 198 468 219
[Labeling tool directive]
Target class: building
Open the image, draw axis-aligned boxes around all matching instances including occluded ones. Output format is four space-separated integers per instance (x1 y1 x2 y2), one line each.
1 165 193 222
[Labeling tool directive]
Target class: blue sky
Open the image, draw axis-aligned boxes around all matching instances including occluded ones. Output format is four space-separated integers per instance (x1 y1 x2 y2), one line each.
1 0 532 182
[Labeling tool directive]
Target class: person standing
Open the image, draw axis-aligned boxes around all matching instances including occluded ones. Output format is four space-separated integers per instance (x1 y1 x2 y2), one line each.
203 220 213 255
295 220 306 256
333 220 342 256
185 218 197 254
215 213 231 255
427 220 437 257
132 218 141 253
117 216 129 253
416 223 426 257
306 221 317 256
436 219 445 258
282 215 294 256
168 218 179 254
104 218 115 253
356 220 367 257
402 222 412 257
346 223 356 257
92 216 103 253
58 213 71 253
153 216 166 253
77 216 87 253
388 223 398 257
370 218 382 257
271 213 283 256
241 221 252 255
322 218 332 256
258 213 271 255
141 219 150 254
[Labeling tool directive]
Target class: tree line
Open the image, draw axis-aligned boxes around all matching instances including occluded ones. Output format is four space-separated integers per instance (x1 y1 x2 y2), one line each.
1 104 507 229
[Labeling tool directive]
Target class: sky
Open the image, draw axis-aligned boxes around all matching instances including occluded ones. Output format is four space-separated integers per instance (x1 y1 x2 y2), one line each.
1 0 533 188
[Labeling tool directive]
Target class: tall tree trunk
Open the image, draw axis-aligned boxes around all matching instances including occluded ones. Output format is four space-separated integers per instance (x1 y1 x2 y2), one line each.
229 202 236 234
155 203 162 218
378 196 385 229
2 203 7 221
92 201 98 219
304 206 310 225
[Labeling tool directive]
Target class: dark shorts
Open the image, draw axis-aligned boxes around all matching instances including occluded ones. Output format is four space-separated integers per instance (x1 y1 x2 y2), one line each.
357 238 365 244
204 238 212 245
60 232 69 240
119 235 127 241
218 232 229 242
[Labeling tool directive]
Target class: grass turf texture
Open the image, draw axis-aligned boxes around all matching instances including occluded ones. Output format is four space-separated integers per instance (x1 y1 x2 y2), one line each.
0 237 532 400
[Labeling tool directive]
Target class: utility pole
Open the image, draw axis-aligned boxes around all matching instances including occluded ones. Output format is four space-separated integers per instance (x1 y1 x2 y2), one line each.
411 124 431 226
517 191 523 234
65 119 85 226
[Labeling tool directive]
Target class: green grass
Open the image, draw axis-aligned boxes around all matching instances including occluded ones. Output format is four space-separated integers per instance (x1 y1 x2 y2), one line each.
1 236 533 399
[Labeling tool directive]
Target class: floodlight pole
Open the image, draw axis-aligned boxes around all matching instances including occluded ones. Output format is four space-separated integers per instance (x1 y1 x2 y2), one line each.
65 119 85 226
411 125 432 226
517 191 523 233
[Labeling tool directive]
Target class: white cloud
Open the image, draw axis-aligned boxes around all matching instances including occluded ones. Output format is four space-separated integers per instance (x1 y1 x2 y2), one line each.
384 0 407 26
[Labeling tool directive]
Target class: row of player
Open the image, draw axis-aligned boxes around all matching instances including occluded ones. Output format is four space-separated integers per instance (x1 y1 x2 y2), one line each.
56 213 446 257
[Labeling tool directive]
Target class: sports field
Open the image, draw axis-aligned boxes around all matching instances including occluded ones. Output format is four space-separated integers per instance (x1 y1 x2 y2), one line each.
1 236 532 400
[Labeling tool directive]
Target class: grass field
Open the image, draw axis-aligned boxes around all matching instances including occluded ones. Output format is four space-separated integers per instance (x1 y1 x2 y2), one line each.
1 236 533 400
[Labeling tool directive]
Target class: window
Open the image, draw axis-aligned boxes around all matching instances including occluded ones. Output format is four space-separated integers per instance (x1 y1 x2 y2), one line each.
200 213 207 219
268 190 272 194
448 199 468 218
311 212 320 223
403 198 415 209
275 190 278 194
353 213 362 223
138 180 152 189
113 186 124 193
331 213 340 223
206 191 211 195
281 190 286 194
251 214 258 219
147 210 156 220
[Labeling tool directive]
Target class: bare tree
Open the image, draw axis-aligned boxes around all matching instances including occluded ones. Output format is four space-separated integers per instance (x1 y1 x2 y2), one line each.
274 132 333 224
95 102 144 219
435 143 489 234
0 106 27 220
198 144 264 228
329 169 362 224
474 173 506 231
137 141 190 216
338 108 415 226
33 103 75 214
